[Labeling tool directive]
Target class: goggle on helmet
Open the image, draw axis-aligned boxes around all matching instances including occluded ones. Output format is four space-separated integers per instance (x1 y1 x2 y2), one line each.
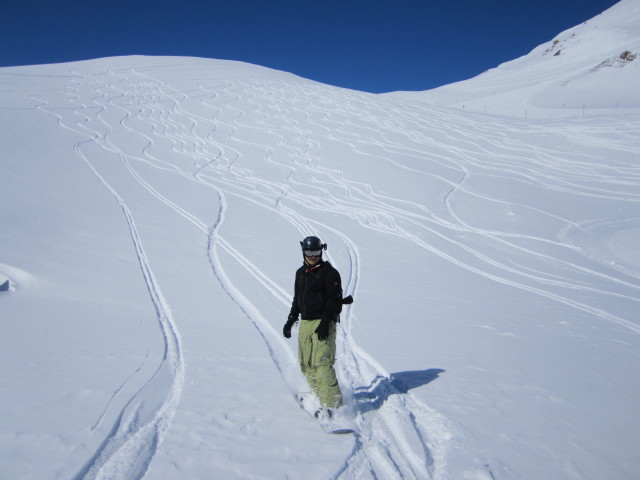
300 236 327 257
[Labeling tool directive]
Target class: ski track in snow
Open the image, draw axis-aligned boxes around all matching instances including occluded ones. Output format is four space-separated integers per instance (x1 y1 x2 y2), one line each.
33 72 186 480
30 63 640 479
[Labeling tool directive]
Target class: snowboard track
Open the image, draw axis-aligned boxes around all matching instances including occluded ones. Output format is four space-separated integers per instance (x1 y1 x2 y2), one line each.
30 61 640 479
35 71 186 480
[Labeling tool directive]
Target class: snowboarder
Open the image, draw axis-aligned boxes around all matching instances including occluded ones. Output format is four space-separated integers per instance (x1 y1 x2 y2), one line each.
283 236 352 416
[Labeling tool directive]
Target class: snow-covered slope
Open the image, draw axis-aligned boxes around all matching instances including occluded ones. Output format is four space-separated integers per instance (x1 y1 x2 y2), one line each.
1 6 640 480
387 0 640 117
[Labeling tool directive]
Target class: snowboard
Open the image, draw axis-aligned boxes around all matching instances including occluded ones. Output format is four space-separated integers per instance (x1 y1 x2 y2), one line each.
295 392 355 435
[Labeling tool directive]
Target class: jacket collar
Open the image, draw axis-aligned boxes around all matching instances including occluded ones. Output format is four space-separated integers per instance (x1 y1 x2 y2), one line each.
303 259 324 272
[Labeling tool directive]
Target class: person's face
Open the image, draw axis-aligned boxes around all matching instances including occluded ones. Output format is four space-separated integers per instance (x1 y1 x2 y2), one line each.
305 254 320 265
304 249 321 265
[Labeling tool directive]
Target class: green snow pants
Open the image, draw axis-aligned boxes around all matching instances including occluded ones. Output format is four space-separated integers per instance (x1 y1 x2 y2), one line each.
298 319 343 408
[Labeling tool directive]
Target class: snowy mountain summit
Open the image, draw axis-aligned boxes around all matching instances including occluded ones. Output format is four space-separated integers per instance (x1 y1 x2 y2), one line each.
1 2 639 480
389 0 640 116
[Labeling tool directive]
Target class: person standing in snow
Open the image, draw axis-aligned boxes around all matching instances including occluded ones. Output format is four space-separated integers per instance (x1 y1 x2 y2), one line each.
283 236 351 415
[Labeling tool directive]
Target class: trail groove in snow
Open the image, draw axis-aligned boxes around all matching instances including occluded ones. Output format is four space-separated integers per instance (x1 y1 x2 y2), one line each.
33 73 186 480
124 68 451 478
65 64 454 479
23 58 640 479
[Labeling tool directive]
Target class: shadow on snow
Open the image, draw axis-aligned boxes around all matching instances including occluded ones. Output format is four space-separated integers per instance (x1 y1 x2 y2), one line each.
353 369 445 414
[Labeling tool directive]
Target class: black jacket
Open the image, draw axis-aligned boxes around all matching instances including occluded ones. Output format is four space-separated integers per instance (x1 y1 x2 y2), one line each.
289 260 343 322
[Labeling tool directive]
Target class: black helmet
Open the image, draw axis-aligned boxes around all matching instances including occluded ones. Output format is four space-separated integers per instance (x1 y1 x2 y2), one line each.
300 236 327 257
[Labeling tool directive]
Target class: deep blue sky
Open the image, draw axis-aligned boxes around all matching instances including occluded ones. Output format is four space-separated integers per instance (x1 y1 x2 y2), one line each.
1 0 619 93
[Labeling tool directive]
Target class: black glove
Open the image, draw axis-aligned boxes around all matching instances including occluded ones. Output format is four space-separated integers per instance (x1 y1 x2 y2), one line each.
315 319 330 341
283 315 297 338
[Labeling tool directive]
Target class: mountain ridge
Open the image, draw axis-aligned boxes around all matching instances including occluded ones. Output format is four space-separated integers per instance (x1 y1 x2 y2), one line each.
385 0 640 116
